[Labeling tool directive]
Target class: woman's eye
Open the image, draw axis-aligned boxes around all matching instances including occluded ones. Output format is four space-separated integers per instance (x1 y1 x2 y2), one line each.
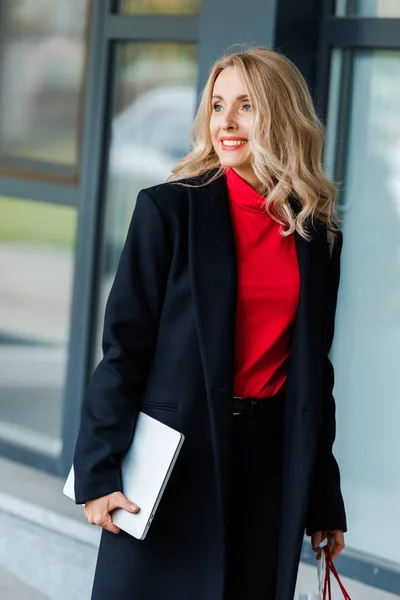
242 103 252 112
213 103 223 112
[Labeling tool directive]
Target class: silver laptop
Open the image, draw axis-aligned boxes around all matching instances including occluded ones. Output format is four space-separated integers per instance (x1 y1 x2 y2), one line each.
63 411 185 540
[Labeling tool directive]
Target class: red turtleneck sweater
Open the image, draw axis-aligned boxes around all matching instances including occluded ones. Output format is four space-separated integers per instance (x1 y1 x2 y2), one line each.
226 167 300 398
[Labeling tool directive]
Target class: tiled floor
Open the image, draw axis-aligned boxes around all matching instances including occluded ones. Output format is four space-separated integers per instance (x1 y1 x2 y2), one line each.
2 560 398 600
0 566 50 600
295 562 399 599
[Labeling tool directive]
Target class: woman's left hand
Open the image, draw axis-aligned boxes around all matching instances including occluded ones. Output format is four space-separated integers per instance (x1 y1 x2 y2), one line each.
311 530 345 560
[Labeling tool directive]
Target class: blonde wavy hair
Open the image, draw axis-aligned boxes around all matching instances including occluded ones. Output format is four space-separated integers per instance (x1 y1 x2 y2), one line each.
168 46 340 246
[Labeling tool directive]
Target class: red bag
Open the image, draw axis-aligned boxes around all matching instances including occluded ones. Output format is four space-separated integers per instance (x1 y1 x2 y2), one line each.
322 547 352 600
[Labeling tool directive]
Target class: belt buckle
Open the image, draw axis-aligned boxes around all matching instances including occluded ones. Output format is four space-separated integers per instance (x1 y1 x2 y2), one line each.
233 396 243 416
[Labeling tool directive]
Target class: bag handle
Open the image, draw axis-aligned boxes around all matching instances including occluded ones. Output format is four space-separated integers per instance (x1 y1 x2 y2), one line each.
322 547 351 600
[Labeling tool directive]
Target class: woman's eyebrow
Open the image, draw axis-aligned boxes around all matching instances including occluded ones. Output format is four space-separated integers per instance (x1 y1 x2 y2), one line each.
212 94 249 101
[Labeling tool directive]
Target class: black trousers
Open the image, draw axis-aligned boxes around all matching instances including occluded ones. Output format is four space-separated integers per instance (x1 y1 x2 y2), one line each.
226 396 285 600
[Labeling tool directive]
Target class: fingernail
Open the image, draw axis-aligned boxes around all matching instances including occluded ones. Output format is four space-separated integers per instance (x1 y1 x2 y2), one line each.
130 504 139 512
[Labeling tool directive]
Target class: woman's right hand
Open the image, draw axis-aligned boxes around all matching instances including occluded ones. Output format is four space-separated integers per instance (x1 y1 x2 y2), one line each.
84 491 140 534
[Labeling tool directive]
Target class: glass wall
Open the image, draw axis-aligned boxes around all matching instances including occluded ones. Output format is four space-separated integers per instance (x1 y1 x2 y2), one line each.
0 197 76 457
0 0 90 173
336 0 400 17
0 0 89 461
327 49 400 565
120 0 201 15
93 42 198 364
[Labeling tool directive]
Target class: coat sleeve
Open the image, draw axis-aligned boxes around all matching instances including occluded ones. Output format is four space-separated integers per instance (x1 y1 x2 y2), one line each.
305 230 347 536
73 189 172 505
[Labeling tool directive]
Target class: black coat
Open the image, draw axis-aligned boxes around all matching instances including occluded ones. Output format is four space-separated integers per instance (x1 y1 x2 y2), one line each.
73 173 347 600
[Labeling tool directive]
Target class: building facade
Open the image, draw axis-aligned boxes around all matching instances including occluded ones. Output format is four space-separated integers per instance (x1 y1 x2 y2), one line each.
0 0 399 594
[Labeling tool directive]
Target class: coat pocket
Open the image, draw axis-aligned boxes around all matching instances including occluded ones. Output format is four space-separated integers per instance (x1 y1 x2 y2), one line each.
140 401 178 412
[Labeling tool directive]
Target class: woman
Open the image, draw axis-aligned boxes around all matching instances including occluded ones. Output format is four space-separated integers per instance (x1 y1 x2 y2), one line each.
73 47 347 600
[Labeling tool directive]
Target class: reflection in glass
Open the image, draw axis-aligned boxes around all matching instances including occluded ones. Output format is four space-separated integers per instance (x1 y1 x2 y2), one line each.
336 0 400 17
0 0 90 167
0 197 76 457
121 0 201 15
93 42 197 365
327 49 400 565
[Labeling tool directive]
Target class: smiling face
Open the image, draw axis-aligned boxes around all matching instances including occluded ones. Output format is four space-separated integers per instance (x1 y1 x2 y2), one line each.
210 66 256 184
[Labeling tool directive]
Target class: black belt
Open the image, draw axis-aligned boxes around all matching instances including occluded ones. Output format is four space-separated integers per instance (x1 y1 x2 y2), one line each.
233 394 284 416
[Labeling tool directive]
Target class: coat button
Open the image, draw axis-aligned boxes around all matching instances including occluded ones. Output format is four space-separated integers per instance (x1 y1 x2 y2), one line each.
215 388 227 394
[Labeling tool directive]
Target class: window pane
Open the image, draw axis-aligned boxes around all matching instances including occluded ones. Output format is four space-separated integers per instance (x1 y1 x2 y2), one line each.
120 0 201 15
336 0 400 17
94 42 197 364
327 49 400 566
0 0 90 169
0 197 76 457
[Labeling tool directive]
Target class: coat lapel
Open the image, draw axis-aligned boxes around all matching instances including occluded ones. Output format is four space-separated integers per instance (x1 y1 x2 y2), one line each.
188 174 237 396
289 221 330 412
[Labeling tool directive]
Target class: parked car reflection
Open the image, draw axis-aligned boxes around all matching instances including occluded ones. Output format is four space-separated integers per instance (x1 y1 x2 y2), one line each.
104 84 196 272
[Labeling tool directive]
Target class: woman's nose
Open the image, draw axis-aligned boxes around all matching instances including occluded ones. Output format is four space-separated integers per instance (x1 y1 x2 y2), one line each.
221 108 237 130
